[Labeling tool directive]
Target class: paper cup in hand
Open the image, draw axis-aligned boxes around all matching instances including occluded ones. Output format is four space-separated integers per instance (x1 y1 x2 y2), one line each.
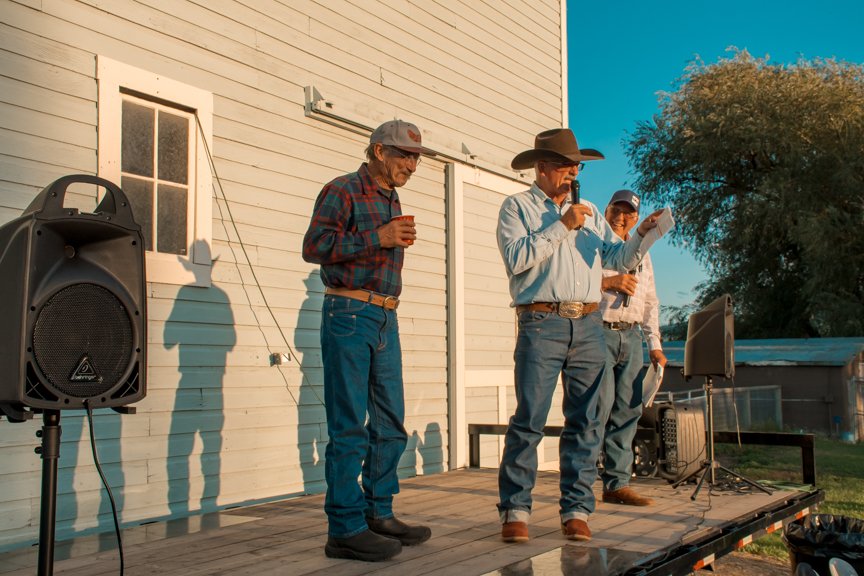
392 215 414 245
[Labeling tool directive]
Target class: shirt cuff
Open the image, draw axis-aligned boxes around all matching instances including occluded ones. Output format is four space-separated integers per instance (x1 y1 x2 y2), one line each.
647 336 662 351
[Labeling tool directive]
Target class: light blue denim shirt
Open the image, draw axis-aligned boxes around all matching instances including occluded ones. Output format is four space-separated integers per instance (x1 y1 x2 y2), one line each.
497 183 645 307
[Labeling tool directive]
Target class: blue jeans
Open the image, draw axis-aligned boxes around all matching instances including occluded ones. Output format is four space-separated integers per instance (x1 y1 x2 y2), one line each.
599 326 645 491
497 310 606 522
321 295 408 538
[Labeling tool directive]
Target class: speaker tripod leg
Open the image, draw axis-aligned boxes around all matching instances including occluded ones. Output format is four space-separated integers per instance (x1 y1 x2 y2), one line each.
671 458 707 490
689 462 714 501
37 410 61 576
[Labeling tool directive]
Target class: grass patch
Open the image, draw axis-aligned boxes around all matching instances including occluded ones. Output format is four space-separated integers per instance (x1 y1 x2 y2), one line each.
714 436 864 559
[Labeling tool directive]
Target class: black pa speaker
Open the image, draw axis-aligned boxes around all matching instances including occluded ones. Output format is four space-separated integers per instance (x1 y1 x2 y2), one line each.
0 175 146 419
635 402 706 483
683 294 735 379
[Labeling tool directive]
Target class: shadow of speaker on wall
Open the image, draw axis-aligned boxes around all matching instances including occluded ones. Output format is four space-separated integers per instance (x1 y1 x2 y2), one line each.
0 175 147 421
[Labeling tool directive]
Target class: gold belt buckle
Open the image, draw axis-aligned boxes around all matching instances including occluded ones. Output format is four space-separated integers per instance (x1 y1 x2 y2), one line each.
557 301 584 318
382 295 399 310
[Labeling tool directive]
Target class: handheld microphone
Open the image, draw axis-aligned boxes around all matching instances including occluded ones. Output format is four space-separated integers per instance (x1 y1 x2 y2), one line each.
570 180 580 205
622 263 642 308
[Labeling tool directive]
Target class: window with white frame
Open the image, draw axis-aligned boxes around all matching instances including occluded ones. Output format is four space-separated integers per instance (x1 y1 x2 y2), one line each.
97 56 213 286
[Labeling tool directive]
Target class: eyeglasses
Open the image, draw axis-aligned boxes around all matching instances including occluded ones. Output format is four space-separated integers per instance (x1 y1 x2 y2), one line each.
384 145 422 165
608 205 638 219
544 161 585 172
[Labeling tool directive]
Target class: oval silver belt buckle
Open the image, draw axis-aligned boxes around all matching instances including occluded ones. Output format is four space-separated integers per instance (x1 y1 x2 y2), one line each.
558 301 583 318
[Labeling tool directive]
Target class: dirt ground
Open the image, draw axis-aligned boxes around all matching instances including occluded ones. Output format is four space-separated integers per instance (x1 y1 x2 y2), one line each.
704 550 791 575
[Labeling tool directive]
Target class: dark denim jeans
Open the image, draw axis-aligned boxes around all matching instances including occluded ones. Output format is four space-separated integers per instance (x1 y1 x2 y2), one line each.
321 295 407 538
497 310 606 523
599 327 645 491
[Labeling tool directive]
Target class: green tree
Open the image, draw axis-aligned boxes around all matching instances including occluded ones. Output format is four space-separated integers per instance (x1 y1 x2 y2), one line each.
628 50 864 338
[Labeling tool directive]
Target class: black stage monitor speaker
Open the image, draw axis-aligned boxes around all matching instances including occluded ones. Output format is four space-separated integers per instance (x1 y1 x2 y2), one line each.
684 294 735 379
635 402 706 483
0 175 147 417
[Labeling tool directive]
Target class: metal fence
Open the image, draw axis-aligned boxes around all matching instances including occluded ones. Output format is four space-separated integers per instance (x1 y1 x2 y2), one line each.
655 385 783 432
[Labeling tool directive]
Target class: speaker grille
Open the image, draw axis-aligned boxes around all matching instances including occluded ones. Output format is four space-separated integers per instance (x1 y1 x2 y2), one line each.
32 283 134 398
659 405 706 482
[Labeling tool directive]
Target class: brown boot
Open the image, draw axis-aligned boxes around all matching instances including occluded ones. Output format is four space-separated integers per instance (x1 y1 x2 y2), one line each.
602 486 654 506
561 518 591 541
501 521 529 543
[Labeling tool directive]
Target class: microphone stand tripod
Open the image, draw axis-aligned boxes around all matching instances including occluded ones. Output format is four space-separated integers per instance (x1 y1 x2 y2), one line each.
672 376 772 500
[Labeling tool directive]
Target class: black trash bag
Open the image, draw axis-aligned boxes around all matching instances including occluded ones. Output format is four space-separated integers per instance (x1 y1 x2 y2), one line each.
783 514 864 575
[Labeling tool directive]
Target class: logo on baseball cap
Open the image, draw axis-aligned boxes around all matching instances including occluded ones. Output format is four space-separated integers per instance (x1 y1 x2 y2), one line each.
608 189 640 212
370 120 432 155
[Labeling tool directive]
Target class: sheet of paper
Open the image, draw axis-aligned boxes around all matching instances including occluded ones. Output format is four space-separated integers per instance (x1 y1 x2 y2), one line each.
642 363 664 407
640 207 675 251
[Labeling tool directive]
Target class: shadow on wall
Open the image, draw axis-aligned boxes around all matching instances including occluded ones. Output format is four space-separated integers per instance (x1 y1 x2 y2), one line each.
164 241 235 521
297 272 327 494
56 411 125 551
405 422 444 475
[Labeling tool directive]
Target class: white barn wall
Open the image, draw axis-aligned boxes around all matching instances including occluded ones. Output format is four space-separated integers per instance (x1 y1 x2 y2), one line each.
0 0 565 549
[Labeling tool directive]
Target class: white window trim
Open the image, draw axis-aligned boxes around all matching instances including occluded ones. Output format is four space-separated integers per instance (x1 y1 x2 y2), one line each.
446 163 526 469
97 56 213 287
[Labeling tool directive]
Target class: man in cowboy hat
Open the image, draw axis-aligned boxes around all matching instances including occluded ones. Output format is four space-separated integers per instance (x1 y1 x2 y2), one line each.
495 128 665 543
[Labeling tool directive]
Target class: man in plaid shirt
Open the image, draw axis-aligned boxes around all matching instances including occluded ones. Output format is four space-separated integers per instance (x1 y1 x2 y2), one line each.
302 120 431 562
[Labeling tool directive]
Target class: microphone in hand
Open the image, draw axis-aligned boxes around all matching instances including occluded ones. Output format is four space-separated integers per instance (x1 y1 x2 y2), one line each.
622 263 642 307
570 179 580 205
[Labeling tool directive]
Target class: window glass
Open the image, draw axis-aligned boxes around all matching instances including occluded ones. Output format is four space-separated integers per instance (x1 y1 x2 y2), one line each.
121 101 154 177
120 97 192 256
121 176 154 251
157 183 188 255
158 112 189 185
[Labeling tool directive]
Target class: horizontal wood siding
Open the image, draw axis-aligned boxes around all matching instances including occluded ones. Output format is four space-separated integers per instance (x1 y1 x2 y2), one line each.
0 0 564 550
462 182 515 370
460 176 518 468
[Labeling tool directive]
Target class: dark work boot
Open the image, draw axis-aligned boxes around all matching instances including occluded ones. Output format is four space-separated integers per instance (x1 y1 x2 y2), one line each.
367 516 432 546
324 529 402 562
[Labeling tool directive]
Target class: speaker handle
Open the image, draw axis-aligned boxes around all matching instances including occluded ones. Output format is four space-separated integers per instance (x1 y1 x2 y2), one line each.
23 174 138 227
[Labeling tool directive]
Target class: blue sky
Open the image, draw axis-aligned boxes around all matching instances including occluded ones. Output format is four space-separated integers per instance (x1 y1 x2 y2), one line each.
566 0 864 317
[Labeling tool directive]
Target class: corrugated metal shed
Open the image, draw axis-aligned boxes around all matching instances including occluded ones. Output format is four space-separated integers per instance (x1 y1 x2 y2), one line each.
656 337 864 367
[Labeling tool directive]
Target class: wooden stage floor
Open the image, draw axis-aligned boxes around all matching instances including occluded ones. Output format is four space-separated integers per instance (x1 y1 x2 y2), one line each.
0 468 807 575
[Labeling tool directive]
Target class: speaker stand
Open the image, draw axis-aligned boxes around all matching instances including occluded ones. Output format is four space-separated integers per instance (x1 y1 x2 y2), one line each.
37 410 61 576
672 376 772 500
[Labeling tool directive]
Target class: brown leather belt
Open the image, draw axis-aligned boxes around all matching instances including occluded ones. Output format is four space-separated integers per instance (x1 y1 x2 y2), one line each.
604 321 640 330
515 302 599 318
325 287 400 310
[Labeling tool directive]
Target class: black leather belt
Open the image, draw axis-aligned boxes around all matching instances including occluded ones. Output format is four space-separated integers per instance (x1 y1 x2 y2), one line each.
603 321 640 330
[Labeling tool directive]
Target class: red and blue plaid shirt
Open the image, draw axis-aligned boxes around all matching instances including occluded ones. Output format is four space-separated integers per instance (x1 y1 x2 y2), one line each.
302 163 404 296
